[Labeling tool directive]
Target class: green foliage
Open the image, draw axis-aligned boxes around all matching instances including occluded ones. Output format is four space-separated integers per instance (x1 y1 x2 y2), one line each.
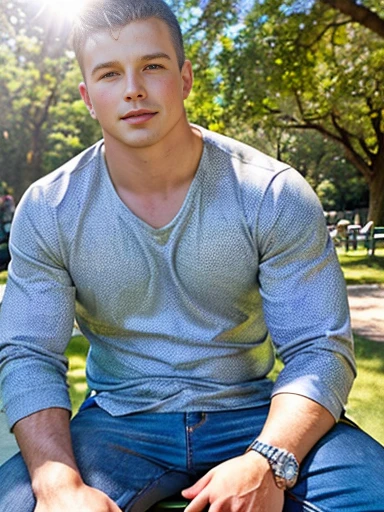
207 0 384 223
1 0 383 222
0 1 101 199
281 131 369 211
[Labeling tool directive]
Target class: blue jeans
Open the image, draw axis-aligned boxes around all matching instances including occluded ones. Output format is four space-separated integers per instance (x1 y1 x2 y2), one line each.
0 400 383 511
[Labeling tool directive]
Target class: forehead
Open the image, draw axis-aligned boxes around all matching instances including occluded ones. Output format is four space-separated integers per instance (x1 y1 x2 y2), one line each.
82 18 177 70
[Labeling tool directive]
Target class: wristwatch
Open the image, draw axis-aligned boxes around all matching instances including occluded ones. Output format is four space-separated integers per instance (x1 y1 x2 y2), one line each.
247 439 299 490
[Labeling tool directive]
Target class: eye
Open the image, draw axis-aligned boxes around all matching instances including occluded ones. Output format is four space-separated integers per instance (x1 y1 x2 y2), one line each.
145 64 164 71
101 71 118 79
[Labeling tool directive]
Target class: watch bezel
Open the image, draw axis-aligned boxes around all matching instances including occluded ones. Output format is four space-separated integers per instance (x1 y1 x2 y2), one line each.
248 440 299 490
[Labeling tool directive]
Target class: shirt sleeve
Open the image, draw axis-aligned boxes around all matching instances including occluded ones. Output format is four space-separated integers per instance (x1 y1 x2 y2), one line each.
0 185 75 429
256 167 356 420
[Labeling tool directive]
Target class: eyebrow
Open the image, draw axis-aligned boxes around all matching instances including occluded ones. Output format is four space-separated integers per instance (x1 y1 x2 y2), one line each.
91 53 172 77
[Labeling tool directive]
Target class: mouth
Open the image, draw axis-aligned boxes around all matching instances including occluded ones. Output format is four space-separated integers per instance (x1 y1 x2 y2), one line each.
121 110 158 124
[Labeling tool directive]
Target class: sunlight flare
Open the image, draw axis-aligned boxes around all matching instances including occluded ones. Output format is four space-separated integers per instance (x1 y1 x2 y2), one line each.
37 0 86 21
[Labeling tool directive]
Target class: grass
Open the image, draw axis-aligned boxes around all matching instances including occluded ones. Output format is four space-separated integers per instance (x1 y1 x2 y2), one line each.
0 270 7 285
66 335 90 413
337 247 384 285
346 334 384 444
268 334 384 445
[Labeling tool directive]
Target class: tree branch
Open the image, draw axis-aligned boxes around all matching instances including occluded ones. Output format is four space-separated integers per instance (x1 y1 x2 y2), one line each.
298 19 350 48
330 112 372 178
320 0 384 38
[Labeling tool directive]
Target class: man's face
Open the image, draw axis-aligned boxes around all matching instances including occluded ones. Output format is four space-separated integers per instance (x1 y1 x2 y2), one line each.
79 18 193 150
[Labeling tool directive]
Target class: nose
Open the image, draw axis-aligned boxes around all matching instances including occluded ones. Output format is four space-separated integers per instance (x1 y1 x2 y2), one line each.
124 72 146 101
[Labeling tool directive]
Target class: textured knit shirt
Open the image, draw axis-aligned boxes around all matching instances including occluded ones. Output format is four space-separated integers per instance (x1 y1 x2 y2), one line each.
0 126 356 429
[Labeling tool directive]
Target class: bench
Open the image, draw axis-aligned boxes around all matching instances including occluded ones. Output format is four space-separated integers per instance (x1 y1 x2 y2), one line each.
333 222 384 255
367 226 384 256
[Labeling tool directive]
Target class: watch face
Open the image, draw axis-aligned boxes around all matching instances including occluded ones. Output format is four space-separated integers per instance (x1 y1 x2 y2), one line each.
284 461 297 480
283 458 299 488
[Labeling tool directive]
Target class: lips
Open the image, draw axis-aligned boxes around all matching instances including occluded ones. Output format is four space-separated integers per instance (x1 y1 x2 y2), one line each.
121 109 158 124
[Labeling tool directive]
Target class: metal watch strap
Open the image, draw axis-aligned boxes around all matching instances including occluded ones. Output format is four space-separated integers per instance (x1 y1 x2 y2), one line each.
248 439 299 490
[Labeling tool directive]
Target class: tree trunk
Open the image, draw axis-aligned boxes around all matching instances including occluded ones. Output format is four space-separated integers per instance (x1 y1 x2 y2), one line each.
368 161 384 226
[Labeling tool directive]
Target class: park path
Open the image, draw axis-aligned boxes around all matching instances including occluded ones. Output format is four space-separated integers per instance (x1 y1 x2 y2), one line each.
0 284 383 465
347 284 384 343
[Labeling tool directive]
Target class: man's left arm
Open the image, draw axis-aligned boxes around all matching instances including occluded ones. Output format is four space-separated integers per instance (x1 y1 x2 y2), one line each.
183 393 334 512
183 168 355 511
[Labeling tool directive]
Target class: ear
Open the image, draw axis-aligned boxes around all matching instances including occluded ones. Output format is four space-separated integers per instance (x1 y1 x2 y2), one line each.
181 60 194 100
79 82 97 119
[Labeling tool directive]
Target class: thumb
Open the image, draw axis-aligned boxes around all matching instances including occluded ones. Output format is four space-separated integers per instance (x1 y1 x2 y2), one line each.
182 472 212 499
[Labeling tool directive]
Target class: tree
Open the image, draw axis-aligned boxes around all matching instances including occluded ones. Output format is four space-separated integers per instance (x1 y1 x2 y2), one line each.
0 0 100 200
214 0 384 224
320 0 384 38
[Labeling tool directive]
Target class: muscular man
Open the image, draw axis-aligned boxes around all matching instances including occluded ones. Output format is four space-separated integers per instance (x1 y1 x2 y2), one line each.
0 1 383 511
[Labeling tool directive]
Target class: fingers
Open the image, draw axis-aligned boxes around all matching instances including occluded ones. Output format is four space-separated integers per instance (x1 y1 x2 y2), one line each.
184 490 210 512
182 471 212 499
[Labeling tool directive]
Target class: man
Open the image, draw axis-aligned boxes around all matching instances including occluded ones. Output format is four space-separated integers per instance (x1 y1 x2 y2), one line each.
0 1 383 511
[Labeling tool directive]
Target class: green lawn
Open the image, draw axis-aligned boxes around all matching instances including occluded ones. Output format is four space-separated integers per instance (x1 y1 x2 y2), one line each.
337 247 384 285
0 270 7 285
346 334 384 444
66 335 90 413
267 335 384 445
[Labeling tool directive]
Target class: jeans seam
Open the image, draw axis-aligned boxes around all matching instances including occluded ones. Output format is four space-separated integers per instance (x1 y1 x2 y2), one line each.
185 413 207 473
186 418 193 472
121 468 174 512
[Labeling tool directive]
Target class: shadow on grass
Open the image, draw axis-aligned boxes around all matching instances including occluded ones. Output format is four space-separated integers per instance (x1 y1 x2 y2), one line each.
347 333 384 445
354 334 384 370
340 255 384 270
65 334 90 359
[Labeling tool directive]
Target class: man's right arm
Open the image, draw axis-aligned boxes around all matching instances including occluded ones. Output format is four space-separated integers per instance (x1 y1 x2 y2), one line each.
1 188 120 511
13 408 121 512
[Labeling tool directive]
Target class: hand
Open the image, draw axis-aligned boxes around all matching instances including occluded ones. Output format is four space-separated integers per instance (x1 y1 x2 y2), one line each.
34 482 121 512
182 451 284 512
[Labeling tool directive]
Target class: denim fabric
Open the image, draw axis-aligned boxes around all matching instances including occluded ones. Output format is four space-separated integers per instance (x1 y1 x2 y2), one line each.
0 404 383 511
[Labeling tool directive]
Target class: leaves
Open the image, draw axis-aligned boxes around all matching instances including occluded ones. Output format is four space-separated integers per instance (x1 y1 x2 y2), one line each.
202 0 384 222
0 0 383 222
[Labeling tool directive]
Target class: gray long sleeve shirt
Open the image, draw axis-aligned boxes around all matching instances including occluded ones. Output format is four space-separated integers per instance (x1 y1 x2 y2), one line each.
0 126 356 429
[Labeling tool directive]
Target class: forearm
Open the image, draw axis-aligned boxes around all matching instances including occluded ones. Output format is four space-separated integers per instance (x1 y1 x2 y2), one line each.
256 393 335 462
13 408 82 498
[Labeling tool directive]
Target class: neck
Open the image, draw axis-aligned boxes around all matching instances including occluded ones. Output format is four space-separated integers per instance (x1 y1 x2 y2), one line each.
103 122 203 195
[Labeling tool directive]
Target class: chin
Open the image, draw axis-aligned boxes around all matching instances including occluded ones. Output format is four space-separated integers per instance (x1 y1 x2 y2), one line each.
122 129 170 149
